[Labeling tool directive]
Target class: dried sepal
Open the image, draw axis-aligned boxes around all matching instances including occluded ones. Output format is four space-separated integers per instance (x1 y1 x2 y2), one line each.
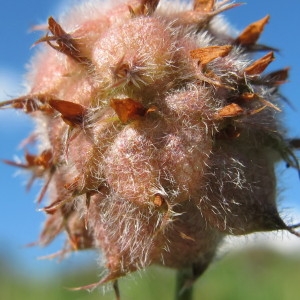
262 67 289 85
211 1 242 16
3 149 53 171
215 99 273 121
69 279 105 292
195 71 225 88
236 15 270 46
152 194 168 212
153 194 165 207
193 0 215 12
3 0 300 294
175 1 241 28
38 214 64 246
247 105 268 115
179 231 196 242
238 92 258 102
190 45 232 66
256 98 281 112
36 168 56 204
113 60 130 81
48 99 87 126
128 0 160 16
69 262 126 291
264 131 300 171
3 161 54 205
110 98 148 123
215 103 244 119
28 150 53 169
2 158 31 170
215 124 241 140
0 95 53 113
237 92 281 112
64 176 81 194
141 0 160 14
110 57 132 87
244 51 275 75
35 17 90 64
41 197 70 215
3 148 55 205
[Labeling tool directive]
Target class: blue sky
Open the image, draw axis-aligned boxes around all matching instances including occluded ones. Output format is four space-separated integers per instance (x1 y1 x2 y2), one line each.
0 0 300 277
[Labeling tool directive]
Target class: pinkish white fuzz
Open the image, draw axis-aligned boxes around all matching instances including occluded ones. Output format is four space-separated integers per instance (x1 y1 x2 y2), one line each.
2 0 300 296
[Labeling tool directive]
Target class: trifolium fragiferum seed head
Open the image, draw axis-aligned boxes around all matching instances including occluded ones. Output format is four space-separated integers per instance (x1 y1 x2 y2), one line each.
2 0 300 295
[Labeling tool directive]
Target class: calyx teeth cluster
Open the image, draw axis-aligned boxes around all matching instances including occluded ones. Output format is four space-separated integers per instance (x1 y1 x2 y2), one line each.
2 0 300 292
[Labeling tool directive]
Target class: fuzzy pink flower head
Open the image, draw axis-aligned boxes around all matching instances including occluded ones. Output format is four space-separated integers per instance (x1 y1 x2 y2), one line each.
2 0 300 293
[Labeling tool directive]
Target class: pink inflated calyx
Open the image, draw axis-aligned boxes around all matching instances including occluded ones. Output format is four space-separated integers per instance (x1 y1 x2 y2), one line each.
2 0 300 296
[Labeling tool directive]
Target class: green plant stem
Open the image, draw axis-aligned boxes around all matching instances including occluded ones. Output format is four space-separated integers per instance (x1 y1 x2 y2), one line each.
113 280 120 300
175 268 194 300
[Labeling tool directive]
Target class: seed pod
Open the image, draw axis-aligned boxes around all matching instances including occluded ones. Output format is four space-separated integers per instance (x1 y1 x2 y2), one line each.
2 0 299 295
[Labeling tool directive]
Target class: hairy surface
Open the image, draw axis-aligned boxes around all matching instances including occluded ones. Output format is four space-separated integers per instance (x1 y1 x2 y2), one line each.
2 0 300 292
